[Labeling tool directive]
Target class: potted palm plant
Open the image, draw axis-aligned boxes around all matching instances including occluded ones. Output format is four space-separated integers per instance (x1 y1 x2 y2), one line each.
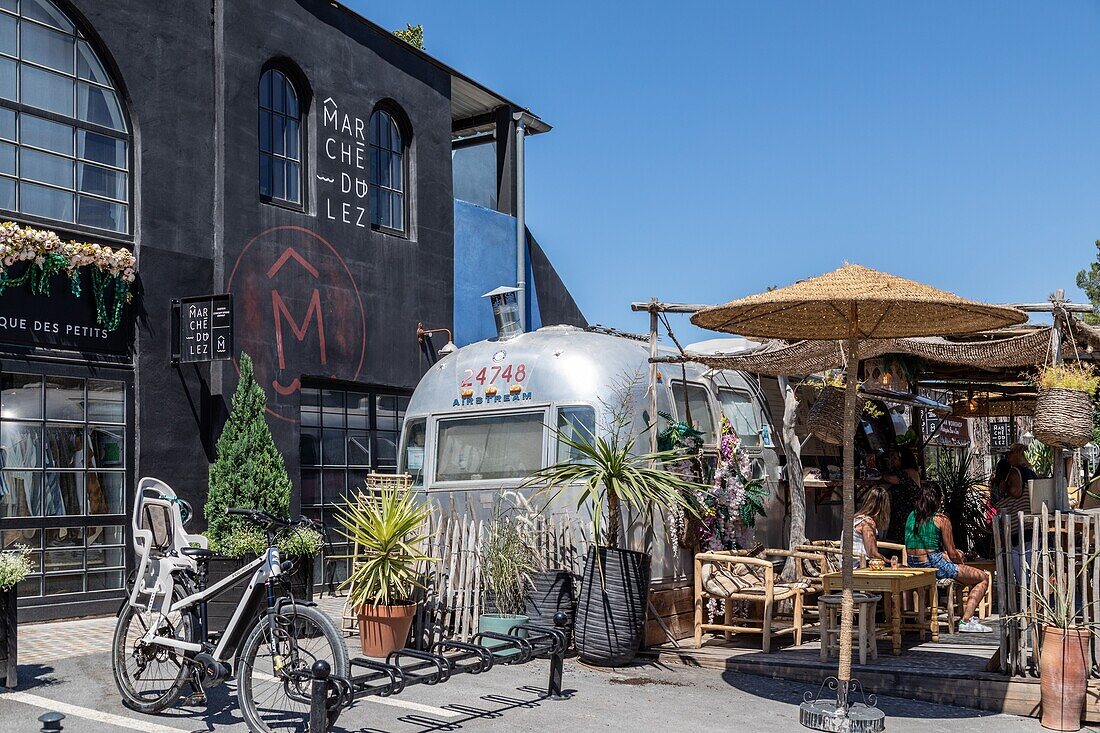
335 487 433 657
525 429 701 666
479 496 540 654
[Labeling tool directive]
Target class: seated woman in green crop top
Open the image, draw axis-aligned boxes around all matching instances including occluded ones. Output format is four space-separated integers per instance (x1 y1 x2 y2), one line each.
905 481 991 633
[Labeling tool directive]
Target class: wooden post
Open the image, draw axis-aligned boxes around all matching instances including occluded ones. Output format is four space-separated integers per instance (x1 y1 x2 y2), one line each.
837 303 859 704
648 297 659 458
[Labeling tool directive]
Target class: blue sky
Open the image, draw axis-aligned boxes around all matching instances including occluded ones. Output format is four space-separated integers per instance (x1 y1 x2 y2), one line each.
350 1 1100 343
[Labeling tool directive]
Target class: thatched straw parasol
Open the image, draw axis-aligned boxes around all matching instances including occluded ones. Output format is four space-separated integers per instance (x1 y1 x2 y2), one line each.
691 264 1025 729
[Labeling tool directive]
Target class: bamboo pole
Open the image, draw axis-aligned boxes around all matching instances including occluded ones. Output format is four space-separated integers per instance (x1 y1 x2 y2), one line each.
837 303 859 702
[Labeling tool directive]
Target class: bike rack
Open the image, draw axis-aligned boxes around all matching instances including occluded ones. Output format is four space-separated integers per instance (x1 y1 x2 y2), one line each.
301 614 571 733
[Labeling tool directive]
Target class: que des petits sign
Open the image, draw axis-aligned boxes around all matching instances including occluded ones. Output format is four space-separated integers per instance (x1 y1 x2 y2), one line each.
0 286 130 354
172 294 233 364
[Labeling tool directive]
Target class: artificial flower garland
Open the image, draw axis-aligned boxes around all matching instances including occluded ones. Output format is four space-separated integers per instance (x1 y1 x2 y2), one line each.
695 416 768 552
0 222 136 331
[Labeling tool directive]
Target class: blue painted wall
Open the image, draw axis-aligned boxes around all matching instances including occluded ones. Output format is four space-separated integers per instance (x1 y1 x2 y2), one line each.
454 199 542 345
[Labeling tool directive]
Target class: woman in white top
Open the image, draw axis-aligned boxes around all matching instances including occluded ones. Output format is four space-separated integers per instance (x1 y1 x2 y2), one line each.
851 485 891 567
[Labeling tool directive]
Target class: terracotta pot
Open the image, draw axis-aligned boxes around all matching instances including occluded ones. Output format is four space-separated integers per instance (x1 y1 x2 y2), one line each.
356 602 417 658
1040 625 1091 731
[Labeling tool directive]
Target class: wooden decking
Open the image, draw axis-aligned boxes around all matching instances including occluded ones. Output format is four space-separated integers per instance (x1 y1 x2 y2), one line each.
643 628 1100 721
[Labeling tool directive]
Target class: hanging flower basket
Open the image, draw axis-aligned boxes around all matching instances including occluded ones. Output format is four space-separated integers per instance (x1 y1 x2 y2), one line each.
1033 388 1093 450
808 384 845 445
0 222 136 332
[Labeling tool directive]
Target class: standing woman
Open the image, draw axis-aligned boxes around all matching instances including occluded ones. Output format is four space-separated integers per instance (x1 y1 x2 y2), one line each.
884 447 922 545
905 482 991 633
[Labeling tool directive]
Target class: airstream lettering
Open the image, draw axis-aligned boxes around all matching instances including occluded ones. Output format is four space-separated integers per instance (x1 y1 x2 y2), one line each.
399 325 785 582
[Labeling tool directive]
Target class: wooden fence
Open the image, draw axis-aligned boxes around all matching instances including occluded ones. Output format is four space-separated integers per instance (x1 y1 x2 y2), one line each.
992 507 1100 678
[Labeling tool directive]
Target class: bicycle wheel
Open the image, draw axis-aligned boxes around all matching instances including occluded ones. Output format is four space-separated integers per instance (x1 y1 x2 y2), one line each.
112 586 196 713
238 604 349 733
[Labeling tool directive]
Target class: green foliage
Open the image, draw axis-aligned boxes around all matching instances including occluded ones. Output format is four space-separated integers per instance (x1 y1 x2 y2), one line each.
392 24 424 50
931 449 992 554
0 546 31 592
1076 240 1100 326
279 526 325 558
213 524 325 559
205 352 292 548
524 427 704 548
481 494 540 615
1027 441 1054 478
336 488 433 607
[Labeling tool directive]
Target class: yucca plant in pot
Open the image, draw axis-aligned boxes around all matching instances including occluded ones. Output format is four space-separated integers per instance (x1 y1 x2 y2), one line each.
335 487 433 657
479 494 541 654
525 428 702 666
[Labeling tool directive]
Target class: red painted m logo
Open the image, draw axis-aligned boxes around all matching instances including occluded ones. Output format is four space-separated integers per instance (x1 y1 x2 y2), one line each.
271 289 326 395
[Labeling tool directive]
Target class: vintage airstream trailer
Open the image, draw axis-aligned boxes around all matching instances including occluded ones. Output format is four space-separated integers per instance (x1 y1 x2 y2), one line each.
397 325 785 582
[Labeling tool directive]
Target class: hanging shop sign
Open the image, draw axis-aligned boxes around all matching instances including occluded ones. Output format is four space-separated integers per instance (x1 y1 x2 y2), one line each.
924 414 970 447
172 294 233 364
990 420 1013 450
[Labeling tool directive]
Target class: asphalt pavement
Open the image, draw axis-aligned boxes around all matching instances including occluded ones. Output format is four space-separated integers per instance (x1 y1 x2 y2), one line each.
0 646 1057 733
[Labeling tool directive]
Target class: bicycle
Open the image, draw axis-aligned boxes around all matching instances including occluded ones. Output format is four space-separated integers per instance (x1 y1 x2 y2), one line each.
111 477 349 732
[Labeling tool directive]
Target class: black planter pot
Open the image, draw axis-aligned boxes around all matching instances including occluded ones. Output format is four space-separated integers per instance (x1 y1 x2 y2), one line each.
575 546 651 666
524 570 575 635
0 587 16 688
205 555 316 639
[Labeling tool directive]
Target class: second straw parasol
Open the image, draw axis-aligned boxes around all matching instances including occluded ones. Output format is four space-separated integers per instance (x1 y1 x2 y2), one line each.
691 263 1026 727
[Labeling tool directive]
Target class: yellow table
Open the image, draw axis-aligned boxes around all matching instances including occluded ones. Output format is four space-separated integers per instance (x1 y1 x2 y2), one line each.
822 567 939 655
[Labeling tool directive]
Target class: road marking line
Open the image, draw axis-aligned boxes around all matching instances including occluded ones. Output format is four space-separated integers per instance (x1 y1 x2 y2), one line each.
3 691 191 733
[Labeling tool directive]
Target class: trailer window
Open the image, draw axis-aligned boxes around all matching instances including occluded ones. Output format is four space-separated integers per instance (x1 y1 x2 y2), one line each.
718 389 761 447
399 419 426 486
436 412 544 482
556 406 596 463
670 382 716 443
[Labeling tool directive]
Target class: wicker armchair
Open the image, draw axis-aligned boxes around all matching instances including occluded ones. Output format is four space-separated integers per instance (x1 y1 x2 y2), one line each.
693 549 817 653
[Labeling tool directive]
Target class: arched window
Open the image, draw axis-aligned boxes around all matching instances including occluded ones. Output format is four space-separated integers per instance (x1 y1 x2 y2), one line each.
258 68 301 205
369 108 405 233
0 0 131 233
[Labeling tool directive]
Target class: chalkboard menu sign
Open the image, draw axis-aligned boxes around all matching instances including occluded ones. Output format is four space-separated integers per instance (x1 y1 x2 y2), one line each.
172 294 233 364
990 420 1013 450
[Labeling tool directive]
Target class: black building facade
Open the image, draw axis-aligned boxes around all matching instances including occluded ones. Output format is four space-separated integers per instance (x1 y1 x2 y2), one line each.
0 0 584 620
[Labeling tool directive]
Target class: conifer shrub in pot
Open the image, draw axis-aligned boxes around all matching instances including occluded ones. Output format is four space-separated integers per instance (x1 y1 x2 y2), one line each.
0 547 32 688
204 352 294 632
479 495 539 654
335 487 433 657
526 429 701 666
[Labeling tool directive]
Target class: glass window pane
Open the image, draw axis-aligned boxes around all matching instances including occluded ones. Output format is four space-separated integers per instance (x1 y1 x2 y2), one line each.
435 412 545 482
0 175 13 209
21 65 73 116
271 71 285 114
285 161 299 203
390 152 402 191
87 569 124 591
78 130 126 168
0 141 13 175
2 422 41 467
77 162 125 199
301 469 320 506
719 389 762 447
392 193 404 232
20 147 72 187
285 84 298 118
0 2 14 16
300 426 320 465
400 419 425 486
20 113 72 154
375 394 396 430
23 0 75 33
2 373 42 418
272 158 285 200
43 471 82 516
557 406 596 463
285 118 299 160
3 528 41 553
0 107 13 140
300 387 320 409
86 379 124 422
321 390 344 424
376 431 397 469
86 546 123 569
322 470 345 502
346 430 369 467
45 525 81 548
88 425 124 467
44 425 82 470
76 195 125 232
0 12 15 56
271 114 284 156
259 70 271 109
258 109 271 153
20 180 72 220
321 430 345 466
671 383 716 444
370 186 380 227
0 471 41 516
76 41 110 84
346 394 369 428
21 20 74 74
45 375 82 420
44 573 82 595
0 56 15 100
88 472 123 514
87 524 123 546
77 82 125 131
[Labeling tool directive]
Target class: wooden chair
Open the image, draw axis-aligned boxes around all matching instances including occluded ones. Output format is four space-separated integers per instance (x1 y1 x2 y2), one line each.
693 549 816 653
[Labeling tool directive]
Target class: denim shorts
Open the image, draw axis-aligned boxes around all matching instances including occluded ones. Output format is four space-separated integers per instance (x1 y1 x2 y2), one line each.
908 552 958 580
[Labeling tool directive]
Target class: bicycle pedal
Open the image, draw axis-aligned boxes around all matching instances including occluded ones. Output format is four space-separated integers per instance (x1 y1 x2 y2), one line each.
182 692 207 706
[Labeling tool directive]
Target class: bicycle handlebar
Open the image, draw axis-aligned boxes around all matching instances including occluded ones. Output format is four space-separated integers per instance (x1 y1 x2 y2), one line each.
225 508 319 532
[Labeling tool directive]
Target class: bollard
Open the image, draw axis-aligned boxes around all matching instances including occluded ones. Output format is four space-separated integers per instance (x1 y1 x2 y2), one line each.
547 611 567 700
309 659 331 733
37 712 64 732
